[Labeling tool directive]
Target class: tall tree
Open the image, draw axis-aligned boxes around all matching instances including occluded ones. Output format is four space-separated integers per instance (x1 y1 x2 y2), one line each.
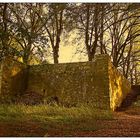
107 3 140 79
71 3 110 61
0 3 13 61
36 3 67 64
10 3 48 65
0 3 12 94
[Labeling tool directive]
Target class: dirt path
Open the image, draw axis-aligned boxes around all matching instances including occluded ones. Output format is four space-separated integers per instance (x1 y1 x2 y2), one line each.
0 107 140 137
0 121 46 137
91 107 140 137
88 110 140 137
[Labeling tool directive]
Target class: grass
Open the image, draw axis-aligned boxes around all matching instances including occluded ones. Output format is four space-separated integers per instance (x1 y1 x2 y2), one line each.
0 104 113 121
0 104 113 136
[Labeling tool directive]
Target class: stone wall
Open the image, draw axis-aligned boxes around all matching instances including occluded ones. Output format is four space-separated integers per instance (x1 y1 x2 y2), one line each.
27 55 110 109
0 55 131 110
108 60 131 111
0 58 26 100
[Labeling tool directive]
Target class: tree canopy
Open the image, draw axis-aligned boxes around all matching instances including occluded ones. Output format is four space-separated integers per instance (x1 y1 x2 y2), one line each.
0 3 140 84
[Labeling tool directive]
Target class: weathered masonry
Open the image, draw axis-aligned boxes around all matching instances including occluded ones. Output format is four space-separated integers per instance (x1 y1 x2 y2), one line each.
0 54 131 111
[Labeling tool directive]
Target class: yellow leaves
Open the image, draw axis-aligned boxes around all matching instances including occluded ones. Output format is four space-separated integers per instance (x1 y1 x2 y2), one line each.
17 57 23 63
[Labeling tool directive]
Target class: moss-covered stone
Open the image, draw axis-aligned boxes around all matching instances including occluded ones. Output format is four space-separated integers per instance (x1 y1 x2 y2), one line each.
0 58 26 101
108 60 131 111
27 55 110 109
0 54 131 110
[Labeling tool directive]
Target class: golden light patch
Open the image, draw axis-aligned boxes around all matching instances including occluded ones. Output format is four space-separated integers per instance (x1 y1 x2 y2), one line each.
11 66 21 76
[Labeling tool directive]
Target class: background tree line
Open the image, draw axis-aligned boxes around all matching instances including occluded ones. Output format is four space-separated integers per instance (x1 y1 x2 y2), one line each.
0 3 140 84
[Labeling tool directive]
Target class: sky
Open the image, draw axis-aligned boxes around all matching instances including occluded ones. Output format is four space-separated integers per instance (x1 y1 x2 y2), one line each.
47 31 88 64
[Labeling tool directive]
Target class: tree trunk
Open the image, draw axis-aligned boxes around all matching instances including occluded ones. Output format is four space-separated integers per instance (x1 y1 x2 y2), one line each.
100 4 104 54
23 42 32 65
88 53 93 61
23 53 30 65
134 66 137 84
92 4 98 58
53 47 59 64
85 4 99 61
85 5 90 61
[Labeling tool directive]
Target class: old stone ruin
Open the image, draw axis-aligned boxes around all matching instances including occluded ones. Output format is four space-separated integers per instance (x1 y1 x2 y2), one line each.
0 54 131 111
